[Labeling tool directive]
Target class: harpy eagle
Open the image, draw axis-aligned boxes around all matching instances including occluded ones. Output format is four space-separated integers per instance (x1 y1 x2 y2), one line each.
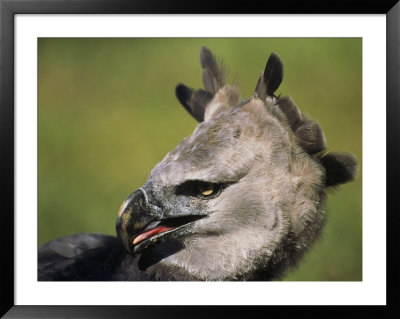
38 47 357 281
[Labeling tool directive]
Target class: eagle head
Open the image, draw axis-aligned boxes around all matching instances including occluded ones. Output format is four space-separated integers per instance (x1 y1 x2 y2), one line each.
116 47 357 280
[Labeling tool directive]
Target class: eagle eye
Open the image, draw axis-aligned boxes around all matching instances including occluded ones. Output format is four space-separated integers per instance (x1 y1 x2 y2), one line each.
175 181 225 199
197 182 214 197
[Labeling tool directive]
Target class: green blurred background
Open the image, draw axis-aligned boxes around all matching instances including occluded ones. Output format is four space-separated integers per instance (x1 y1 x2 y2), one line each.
38 38 362 281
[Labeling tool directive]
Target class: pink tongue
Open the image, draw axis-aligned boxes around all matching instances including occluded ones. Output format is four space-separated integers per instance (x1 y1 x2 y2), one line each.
132 226 173 245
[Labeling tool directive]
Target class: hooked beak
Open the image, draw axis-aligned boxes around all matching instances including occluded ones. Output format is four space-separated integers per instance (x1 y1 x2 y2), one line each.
116 184 206 255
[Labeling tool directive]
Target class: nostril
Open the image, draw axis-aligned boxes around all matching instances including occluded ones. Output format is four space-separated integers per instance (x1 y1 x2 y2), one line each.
139 187 162 212
138 188 151 211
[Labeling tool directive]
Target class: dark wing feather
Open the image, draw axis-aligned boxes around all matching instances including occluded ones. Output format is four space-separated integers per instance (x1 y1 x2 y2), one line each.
38 233 126 281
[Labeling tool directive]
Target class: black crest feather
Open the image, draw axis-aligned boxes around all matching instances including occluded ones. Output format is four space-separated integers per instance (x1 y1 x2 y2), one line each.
175 47 226 122
263 53 283 96
295 118 326 154
199 46 226 94
319 152 358 187
276 96 303 131
277 97 326 154
255 53 283 99
175 84 213 122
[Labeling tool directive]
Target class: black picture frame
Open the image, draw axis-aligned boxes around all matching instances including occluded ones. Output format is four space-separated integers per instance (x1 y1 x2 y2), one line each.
1 0 399 318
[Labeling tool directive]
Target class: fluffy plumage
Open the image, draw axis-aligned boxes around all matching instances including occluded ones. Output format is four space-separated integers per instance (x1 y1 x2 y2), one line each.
38 47 357 281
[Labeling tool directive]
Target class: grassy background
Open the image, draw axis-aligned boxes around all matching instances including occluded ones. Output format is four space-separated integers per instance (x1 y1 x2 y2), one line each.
38 38 362 281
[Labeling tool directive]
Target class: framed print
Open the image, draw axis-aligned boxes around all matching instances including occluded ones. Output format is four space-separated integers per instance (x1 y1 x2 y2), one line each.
36 37 362 283
1 0 399 318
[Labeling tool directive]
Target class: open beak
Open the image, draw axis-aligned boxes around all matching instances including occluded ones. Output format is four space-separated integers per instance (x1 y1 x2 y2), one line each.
116 185 206 255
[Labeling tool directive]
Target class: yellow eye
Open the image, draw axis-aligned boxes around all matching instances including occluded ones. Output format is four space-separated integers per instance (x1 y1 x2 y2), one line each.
198 183 214 196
